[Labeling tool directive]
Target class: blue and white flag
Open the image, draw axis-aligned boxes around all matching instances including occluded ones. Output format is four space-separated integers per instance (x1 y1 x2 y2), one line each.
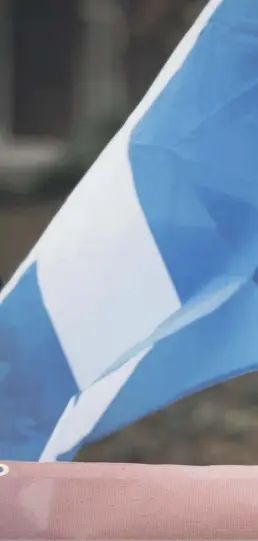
1 0 258 461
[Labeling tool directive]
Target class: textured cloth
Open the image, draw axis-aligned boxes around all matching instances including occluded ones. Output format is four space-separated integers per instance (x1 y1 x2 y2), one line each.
0 461 258 539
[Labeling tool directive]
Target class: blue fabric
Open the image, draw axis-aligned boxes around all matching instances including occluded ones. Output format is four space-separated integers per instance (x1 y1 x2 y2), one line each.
61 278 258 461
129 0 258 301
0 264 78 460
88 280 258 442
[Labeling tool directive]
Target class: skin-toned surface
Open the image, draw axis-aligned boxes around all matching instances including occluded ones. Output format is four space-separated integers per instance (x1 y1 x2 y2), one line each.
1 461 258 539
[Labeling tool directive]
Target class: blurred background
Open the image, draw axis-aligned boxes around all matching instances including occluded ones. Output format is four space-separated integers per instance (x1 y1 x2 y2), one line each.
1 0 258 466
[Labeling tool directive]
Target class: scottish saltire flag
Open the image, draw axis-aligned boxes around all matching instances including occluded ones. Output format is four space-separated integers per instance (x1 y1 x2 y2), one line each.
1 0 258 462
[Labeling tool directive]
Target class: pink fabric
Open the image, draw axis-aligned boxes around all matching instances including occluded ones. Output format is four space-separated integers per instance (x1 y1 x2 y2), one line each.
1 462 258 539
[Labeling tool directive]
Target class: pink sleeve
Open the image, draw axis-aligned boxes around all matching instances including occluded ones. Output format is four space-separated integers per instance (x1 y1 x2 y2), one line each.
1 461 258 539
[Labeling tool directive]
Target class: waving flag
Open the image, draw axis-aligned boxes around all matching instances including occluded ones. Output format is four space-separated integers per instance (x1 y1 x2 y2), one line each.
1 0 258 461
